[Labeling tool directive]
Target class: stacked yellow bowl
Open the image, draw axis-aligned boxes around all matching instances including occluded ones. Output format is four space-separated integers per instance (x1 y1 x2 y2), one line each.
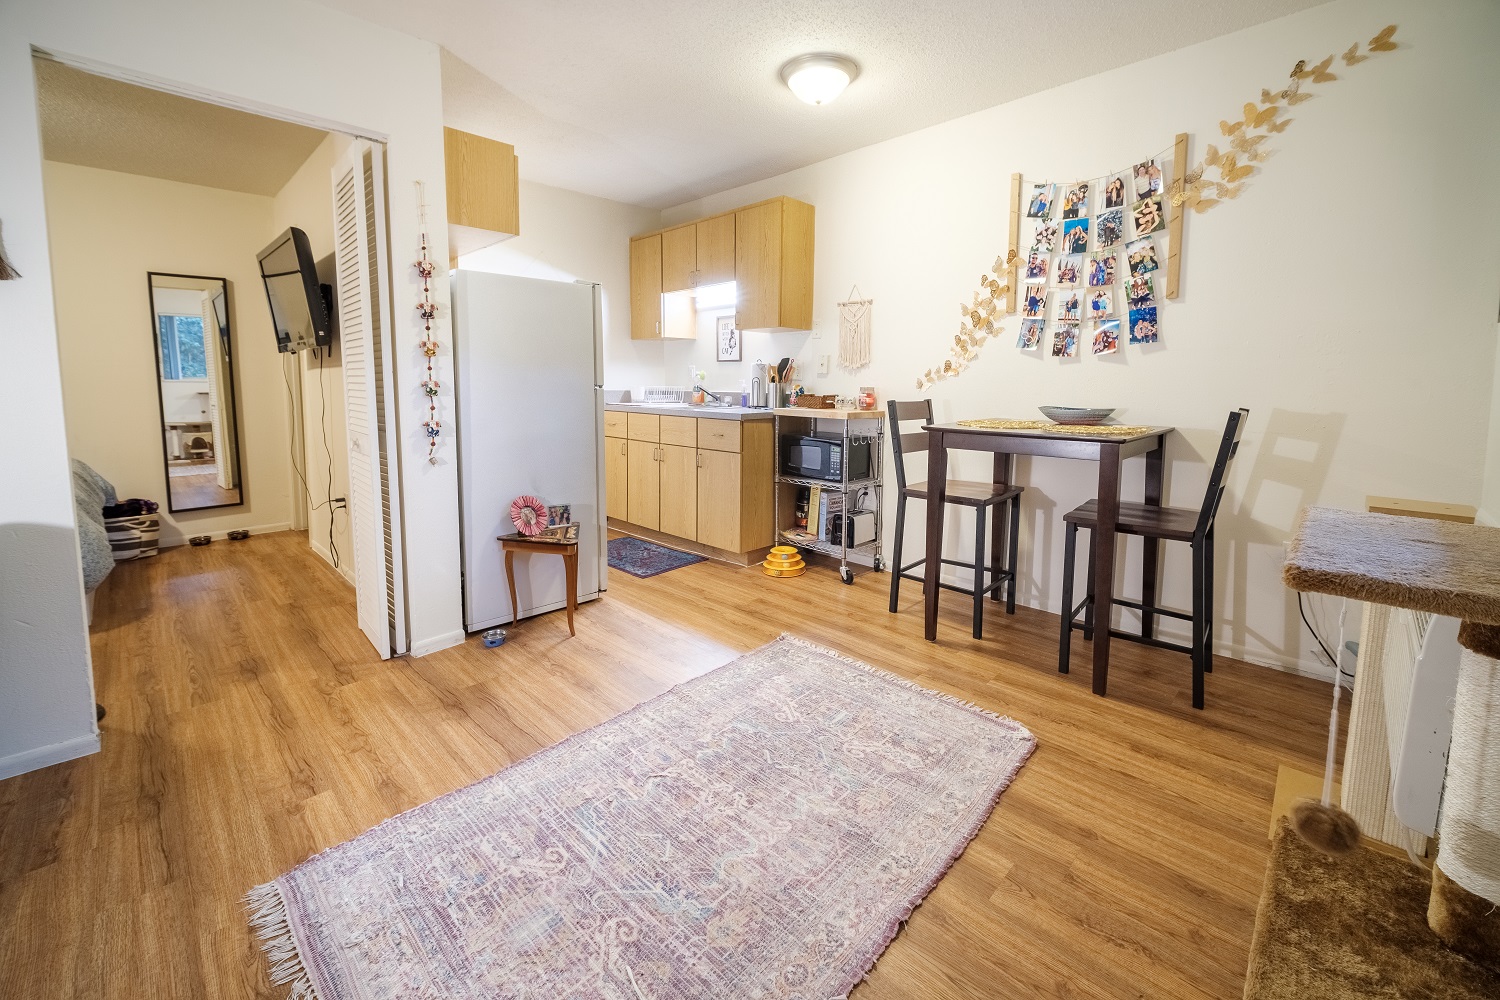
762 545 806 578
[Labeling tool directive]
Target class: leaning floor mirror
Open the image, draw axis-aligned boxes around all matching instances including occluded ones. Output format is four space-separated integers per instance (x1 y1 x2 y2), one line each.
147 272 244 512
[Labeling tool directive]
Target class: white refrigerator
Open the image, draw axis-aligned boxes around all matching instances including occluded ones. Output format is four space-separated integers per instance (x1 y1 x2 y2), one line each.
451 270 607 632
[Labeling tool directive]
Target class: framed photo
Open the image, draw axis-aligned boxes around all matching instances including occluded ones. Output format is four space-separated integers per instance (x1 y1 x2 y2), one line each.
1054 254 1084 287
1129 306 1159 344
1132 195 1165 237
1021 283 1048 318
1094 209 1125 249
1093 319 1121 355
1088 287 1116 321
546 504 572 527
1017 318 1044 351
1062 217 1090 254
1061 182 1090 220
1103 174 1128 210
715 315 740 362
1051 320 1080 358
1125 237 1159 277
1088 252 1117 287
1026 183 1056 219
1031 221 1059 253
1057 289 1082 322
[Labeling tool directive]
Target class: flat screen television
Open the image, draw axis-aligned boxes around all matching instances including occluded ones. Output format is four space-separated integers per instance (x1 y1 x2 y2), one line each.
257 227 332 353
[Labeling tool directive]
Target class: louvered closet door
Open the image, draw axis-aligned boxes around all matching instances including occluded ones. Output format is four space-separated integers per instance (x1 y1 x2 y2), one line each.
332 140 407 658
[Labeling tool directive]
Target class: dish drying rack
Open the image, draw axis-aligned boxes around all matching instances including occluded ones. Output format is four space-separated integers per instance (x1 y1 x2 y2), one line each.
640 386 690 404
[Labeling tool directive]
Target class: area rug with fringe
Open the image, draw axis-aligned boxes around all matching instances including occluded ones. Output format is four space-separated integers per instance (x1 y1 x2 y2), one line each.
247 635 1035 999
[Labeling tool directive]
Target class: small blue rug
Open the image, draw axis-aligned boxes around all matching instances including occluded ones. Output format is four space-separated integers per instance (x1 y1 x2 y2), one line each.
607 537 706 578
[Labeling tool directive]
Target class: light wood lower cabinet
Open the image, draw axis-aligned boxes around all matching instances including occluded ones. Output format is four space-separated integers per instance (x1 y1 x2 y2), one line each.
659 444 698 540
608 413 773 560
604 436 628 521
695 449 741 552
626 440 660 529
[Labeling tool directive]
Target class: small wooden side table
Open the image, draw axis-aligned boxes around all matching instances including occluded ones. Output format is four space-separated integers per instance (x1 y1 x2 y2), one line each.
497 535 578 636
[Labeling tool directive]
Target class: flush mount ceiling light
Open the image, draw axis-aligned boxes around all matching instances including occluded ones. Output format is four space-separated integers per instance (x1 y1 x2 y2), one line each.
780 53 859 106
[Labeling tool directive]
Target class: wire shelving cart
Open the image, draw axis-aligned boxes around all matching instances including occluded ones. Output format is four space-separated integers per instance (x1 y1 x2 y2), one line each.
772 407 885 584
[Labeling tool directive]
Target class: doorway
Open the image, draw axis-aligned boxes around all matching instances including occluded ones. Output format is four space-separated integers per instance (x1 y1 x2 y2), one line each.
35 53 408 658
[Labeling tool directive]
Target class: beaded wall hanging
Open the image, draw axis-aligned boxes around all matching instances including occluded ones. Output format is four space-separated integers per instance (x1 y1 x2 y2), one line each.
414 183 442 465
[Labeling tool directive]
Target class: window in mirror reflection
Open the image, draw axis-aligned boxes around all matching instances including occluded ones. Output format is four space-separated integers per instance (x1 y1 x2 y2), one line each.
159 314 207 380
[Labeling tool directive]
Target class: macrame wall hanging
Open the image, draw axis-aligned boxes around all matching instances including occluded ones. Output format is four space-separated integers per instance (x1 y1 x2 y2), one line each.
414 182 442 465
0 221 20 280
836 287 872 371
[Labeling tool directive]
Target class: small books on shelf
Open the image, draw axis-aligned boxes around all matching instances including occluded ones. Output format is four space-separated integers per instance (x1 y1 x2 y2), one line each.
816 491 845 542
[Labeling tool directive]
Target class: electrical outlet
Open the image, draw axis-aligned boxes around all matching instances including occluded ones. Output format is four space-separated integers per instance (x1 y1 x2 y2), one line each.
817 355 831 376
810 319 822 340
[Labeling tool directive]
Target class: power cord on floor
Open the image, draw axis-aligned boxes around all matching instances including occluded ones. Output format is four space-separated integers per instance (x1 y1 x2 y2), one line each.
1299 591 1354 683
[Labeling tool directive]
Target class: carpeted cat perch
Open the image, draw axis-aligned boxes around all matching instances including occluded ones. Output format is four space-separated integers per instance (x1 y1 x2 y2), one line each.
1279 507 1500 982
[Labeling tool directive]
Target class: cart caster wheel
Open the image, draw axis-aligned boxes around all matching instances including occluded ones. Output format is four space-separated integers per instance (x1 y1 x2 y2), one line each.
840 567 854 585
873 557 885 573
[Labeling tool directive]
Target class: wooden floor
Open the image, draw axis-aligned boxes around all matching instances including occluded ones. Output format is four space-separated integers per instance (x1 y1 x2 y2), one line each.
0 530 1339 998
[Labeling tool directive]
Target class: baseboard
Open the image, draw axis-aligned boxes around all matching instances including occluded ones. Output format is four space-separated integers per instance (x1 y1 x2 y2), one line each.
409 629 466 658
307 537 357 585
159 522 293 548
0 732 101 781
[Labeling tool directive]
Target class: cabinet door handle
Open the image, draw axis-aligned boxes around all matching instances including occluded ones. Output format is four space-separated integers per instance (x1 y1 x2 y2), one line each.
696 452 702 468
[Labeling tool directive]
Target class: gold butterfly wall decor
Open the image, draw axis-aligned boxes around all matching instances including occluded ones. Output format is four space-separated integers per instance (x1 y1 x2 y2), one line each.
916 24 1400 388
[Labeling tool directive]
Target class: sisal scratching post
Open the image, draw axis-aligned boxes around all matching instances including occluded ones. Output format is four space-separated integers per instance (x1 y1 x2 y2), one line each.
1429 646 1500 973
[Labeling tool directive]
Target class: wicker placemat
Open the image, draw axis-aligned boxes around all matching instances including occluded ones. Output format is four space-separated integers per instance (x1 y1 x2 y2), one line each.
957 418 1156 436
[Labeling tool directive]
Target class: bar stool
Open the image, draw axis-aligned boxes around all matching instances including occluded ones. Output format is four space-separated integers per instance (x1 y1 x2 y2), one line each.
887 399 1023 639
1058 408 1249 708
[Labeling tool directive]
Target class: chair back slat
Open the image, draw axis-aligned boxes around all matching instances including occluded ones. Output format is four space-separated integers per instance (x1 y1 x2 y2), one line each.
899 432 930 455
1195 408 1250 538
886 399 934 492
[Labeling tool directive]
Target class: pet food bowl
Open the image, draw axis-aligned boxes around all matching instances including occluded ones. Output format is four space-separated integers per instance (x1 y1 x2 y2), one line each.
1039 406 1116 425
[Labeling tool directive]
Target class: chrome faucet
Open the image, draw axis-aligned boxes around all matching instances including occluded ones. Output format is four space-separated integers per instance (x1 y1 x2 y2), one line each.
693 384 724 403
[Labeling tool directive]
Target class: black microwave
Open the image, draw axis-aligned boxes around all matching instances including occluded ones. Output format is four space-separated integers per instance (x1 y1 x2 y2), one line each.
781 435 872 482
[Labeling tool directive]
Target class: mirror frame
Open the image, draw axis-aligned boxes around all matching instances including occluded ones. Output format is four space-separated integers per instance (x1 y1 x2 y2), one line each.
147 271 245 514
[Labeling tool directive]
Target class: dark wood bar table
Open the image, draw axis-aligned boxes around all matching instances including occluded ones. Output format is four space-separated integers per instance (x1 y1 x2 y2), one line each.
921 420 1174 696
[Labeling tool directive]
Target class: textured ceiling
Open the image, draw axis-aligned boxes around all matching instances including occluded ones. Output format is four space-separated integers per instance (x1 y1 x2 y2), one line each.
319 0 1327 208
34 59 327 197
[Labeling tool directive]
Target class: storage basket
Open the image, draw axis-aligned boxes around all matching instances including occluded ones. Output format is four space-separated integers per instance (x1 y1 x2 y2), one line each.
105 513 160 561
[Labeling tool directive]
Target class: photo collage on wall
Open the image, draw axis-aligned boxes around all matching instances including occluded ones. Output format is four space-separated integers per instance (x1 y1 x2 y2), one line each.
1021 153 1169 359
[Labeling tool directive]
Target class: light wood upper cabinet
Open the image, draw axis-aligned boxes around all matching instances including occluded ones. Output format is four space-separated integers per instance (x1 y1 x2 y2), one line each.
661 226 697 293
629 235 663 340
443 127 519 261
736 197 814 332
662 216 736 293
696 215 736 286
629 196 811 335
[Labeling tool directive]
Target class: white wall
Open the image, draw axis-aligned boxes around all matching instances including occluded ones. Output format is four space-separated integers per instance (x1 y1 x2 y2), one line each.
1 0 466 777
270 132 356 581
44 162 292 546
458 179 662 389
655 0 1500 676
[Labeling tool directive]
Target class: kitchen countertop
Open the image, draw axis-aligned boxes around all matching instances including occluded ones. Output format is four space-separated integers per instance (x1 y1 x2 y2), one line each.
604 402 773 421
